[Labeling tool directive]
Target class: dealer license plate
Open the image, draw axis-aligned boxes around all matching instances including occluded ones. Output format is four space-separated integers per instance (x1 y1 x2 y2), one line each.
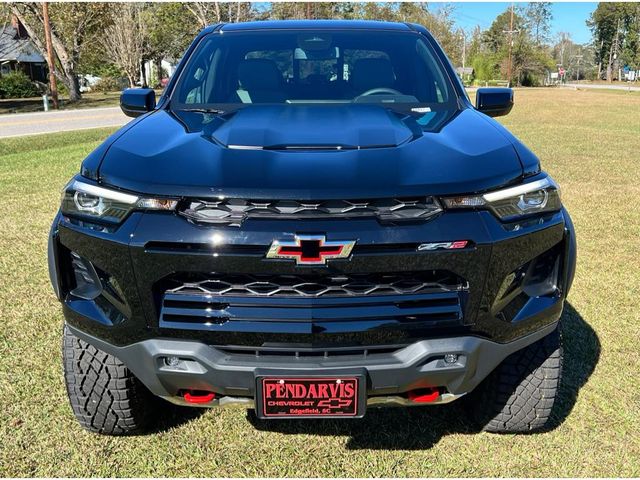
257 376 362 418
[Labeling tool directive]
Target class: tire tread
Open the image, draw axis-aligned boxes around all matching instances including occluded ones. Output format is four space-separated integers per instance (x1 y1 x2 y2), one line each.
472 327 563 433
62 325 155 435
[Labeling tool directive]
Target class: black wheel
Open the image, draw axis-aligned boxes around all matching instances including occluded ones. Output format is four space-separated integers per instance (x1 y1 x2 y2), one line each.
468 327 563 433
62 325 157 435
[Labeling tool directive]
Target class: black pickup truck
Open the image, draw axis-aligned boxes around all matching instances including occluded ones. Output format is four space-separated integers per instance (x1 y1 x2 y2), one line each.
49 20 576 435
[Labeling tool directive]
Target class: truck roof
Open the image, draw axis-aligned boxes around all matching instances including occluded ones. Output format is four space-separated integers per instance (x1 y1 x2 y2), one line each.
218 20 414 32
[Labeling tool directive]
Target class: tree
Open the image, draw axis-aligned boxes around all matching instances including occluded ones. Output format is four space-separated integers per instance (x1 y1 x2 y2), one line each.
553 32 573 67
480 9 525 83
589 2 640 81
479 7 555 86
10 2 108 101
525 2 553 46
482 9 526 54
144 3 195 87
186 2 222 27
620 3 640 73
511 39 556 86
257 2 463 63
185 2 254 28
103 3 147 88
398 3 463 64
551 33 596 80
467 25 484 60
472 53 500 83
1 5 14 61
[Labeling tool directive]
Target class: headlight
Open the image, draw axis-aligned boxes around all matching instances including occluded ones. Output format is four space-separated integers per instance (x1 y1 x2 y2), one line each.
442 176 561 221
61 179 177 224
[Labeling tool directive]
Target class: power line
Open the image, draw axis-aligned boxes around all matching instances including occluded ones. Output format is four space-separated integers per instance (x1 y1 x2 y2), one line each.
452 11 491 28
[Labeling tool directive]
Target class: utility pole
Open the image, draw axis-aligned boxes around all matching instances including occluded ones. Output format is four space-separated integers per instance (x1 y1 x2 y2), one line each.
42 2 58 109
503 3 519 87
461 29 466 71
456 29 467 84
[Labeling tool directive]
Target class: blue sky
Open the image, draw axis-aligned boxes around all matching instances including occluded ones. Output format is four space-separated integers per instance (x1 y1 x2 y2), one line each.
446 2 597 44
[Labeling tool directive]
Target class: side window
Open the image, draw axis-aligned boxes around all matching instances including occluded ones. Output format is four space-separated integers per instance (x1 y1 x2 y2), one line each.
185 66 206 103
179 42 220 104
415 40 449 104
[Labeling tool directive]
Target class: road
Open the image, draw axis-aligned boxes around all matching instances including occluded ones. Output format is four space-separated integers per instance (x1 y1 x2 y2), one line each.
562 82 640 92
0 107 130 139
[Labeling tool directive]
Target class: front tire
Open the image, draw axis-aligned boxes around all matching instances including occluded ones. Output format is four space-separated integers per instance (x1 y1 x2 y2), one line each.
62 325 156 435
469 326 563 433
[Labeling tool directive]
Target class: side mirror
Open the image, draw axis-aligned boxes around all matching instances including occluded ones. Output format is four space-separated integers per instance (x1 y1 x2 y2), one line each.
475 87 514 117
120 88 156 118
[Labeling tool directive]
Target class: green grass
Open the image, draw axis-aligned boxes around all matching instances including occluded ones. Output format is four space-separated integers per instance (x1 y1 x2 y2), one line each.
0 88 639 476
0 90 165 115
0 92 123 115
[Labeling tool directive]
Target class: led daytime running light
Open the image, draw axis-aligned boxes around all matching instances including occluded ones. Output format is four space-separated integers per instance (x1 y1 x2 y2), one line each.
70 180 138 204
482 178 553 203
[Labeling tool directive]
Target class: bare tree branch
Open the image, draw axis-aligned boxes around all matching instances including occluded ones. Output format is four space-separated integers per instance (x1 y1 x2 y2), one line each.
103 3 146 88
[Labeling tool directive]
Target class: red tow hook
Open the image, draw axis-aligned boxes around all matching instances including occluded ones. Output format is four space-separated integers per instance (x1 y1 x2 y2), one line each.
407 387 440 403
183 390 216 404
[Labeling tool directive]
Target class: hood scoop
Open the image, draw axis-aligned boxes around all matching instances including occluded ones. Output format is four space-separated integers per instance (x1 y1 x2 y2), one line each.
207 104 417 150
226 143 404 151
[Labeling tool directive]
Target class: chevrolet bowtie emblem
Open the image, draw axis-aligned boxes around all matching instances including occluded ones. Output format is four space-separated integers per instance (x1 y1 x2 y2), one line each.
266 235 355 265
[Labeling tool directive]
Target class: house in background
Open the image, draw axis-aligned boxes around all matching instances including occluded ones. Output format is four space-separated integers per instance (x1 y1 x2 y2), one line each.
0 15 47 82
142 58 179 88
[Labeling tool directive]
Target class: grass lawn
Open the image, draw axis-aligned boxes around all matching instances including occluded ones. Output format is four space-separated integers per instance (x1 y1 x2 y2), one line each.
0 90 164 115
0 91 122 115
0 88 638 476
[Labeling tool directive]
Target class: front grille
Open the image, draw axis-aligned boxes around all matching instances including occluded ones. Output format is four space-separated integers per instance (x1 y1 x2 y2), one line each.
178 197 442 226
215 344 404 360
163 271 464 298
158 271 468 332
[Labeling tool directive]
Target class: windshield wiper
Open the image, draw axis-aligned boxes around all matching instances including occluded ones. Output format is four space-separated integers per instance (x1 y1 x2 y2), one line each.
177 107 226 115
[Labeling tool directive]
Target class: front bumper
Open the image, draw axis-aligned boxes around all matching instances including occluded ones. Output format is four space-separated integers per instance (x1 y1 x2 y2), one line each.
67 320 558 406
49 204 576 402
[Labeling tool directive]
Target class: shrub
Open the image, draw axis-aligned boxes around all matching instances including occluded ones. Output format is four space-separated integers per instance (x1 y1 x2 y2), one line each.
471 54 499 83
91 76 127 93
0 71 39 99
57 81 69 96
520 72 542 87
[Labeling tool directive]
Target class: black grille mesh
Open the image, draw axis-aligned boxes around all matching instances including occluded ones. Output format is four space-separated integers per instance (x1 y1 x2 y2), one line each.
179 197 442 226
165 271 465 298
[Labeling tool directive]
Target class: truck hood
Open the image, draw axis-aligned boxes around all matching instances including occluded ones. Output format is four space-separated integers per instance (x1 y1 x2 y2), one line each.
208 104 414 149
96 105 524 199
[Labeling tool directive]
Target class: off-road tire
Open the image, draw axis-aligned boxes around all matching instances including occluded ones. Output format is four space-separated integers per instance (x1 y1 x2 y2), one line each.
469 327 563 433
62 325 156 435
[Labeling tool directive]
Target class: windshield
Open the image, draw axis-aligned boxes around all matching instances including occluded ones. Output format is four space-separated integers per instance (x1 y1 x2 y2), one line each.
170 29 459 113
